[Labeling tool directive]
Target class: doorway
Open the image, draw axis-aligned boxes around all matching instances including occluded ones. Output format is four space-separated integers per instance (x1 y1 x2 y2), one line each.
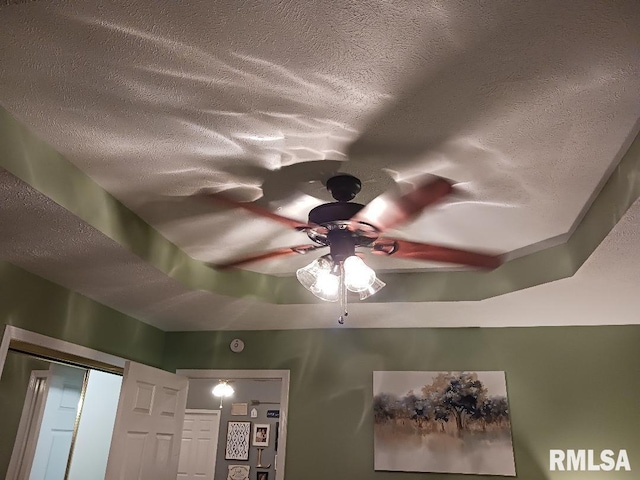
1 328 291 480
1 326 191 480
177 370 290 480
0 326 127 480
1 350 123 480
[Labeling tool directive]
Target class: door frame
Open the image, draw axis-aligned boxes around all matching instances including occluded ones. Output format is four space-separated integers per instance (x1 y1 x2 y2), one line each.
176 369 290 480
0 325 125 377
5 369 51 480
1 326 127 478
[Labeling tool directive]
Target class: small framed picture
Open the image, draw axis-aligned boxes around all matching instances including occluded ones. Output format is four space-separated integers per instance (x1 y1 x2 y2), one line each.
256 472 268 480
231 402 248 416
228 465 250 480
252 423 270 447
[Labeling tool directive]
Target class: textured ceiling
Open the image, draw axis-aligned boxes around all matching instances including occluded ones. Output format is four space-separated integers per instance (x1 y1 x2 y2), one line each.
1 1 640 330
0 1 639 274
3 167 640 331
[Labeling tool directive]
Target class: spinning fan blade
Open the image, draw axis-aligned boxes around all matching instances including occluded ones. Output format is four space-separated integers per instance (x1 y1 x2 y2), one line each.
372 238 502 269
352 176 453 232
214 244 324 270
207 193 312 230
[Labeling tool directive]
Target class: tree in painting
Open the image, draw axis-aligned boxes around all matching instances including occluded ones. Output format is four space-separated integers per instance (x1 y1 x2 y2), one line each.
440 372 486 435
373 371 515 476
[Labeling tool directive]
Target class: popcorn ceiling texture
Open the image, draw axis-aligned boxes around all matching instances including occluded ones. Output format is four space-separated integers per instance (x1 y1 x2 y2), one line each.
0 0 639 275
2 168 640 331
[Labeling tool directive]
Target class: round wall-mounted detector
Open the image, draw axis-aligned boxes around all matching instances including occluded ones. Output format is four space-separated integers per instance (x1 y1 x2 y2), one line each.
230 338 245 353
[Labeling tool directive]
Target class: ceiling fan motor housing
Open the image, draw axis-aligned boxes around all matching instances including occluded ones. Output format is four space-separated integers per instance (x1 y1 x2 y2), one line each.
326 174 362 202
304 174 381 254
307 201 379 256
327 228 356 262
308 202 364 225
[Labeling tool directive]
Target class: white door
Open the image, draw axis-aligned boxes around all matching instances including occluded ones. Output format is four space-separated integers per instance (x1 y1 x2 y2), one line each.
177 410 221 480
28 364 86 480
105 361 189 480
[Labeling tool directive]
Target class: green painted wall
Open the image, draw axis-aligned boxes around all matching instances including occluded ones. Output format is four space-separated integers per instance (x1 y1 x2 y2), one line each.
2 259 639 480
164 326 640 480
0 261 166 478
0 261 166 366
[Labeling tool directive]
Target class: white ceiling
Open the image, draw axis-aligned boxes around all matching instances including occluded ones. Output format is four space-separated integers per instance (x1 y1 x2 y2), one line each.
1 0 640 329
3 167 640 331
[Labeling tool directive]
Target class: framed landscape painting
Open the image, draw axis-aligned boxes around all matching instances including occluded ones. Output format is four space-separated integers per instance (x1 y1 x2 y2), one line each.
373 371 516 476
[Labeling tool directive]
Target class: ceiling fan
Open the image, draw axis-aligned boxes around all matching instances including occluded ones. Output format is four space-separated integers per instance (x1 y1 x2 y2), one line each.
209 174 502 323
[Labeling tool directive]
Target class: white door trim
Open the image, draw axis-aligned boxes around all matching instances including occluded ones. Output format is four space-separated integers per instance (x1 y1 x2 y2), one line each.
176 369 290 480
1 327 126 479
0 326 125 378
5 369 51 480
185 409 220 414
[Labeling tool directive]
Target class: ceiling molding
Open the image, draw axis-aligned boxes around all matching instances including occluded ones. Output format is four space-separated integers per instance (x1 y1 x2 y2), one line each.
2 107 639 304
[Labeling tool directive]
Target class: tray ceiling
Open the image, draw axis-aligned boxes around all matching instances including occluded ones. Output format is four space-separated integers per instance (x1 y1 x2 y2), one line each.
1 0 640 329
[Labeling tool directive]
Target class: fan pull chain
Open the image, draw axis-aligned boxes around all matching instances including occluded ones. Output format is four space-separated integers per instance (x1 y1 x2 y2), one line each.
338 262 348 324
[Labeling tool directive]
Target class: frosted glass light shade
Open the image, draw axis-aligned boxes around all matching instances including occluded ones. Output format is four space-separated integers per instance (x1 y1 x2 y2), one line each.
356 277 386 299
311 270 340 301
296 257 339 302
296 254 384 302
212 381 234 398
344 256 376 292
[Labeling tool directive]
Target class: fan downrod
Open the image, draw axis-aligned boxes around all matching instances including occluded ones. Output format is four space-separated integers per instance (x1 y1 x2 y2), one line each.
326 175 362 202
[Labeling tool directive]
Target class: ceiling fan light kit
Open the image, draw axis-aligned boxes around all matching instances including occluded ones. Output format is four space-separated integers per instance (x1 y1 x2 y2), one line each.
212 174 502 324
296 254 386 318
343 255 378 293
212 380 235 408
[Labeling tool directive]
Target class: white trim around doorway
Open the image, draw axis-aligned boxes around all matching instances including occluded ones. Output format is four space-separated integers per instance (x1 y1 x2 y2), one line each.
176 369 290 480
0 326 125 378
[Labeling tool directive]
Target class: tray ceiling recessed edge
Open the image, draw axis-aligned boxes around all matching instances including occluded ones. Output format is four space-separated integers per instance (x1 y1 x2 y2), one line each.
1 107 640 304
